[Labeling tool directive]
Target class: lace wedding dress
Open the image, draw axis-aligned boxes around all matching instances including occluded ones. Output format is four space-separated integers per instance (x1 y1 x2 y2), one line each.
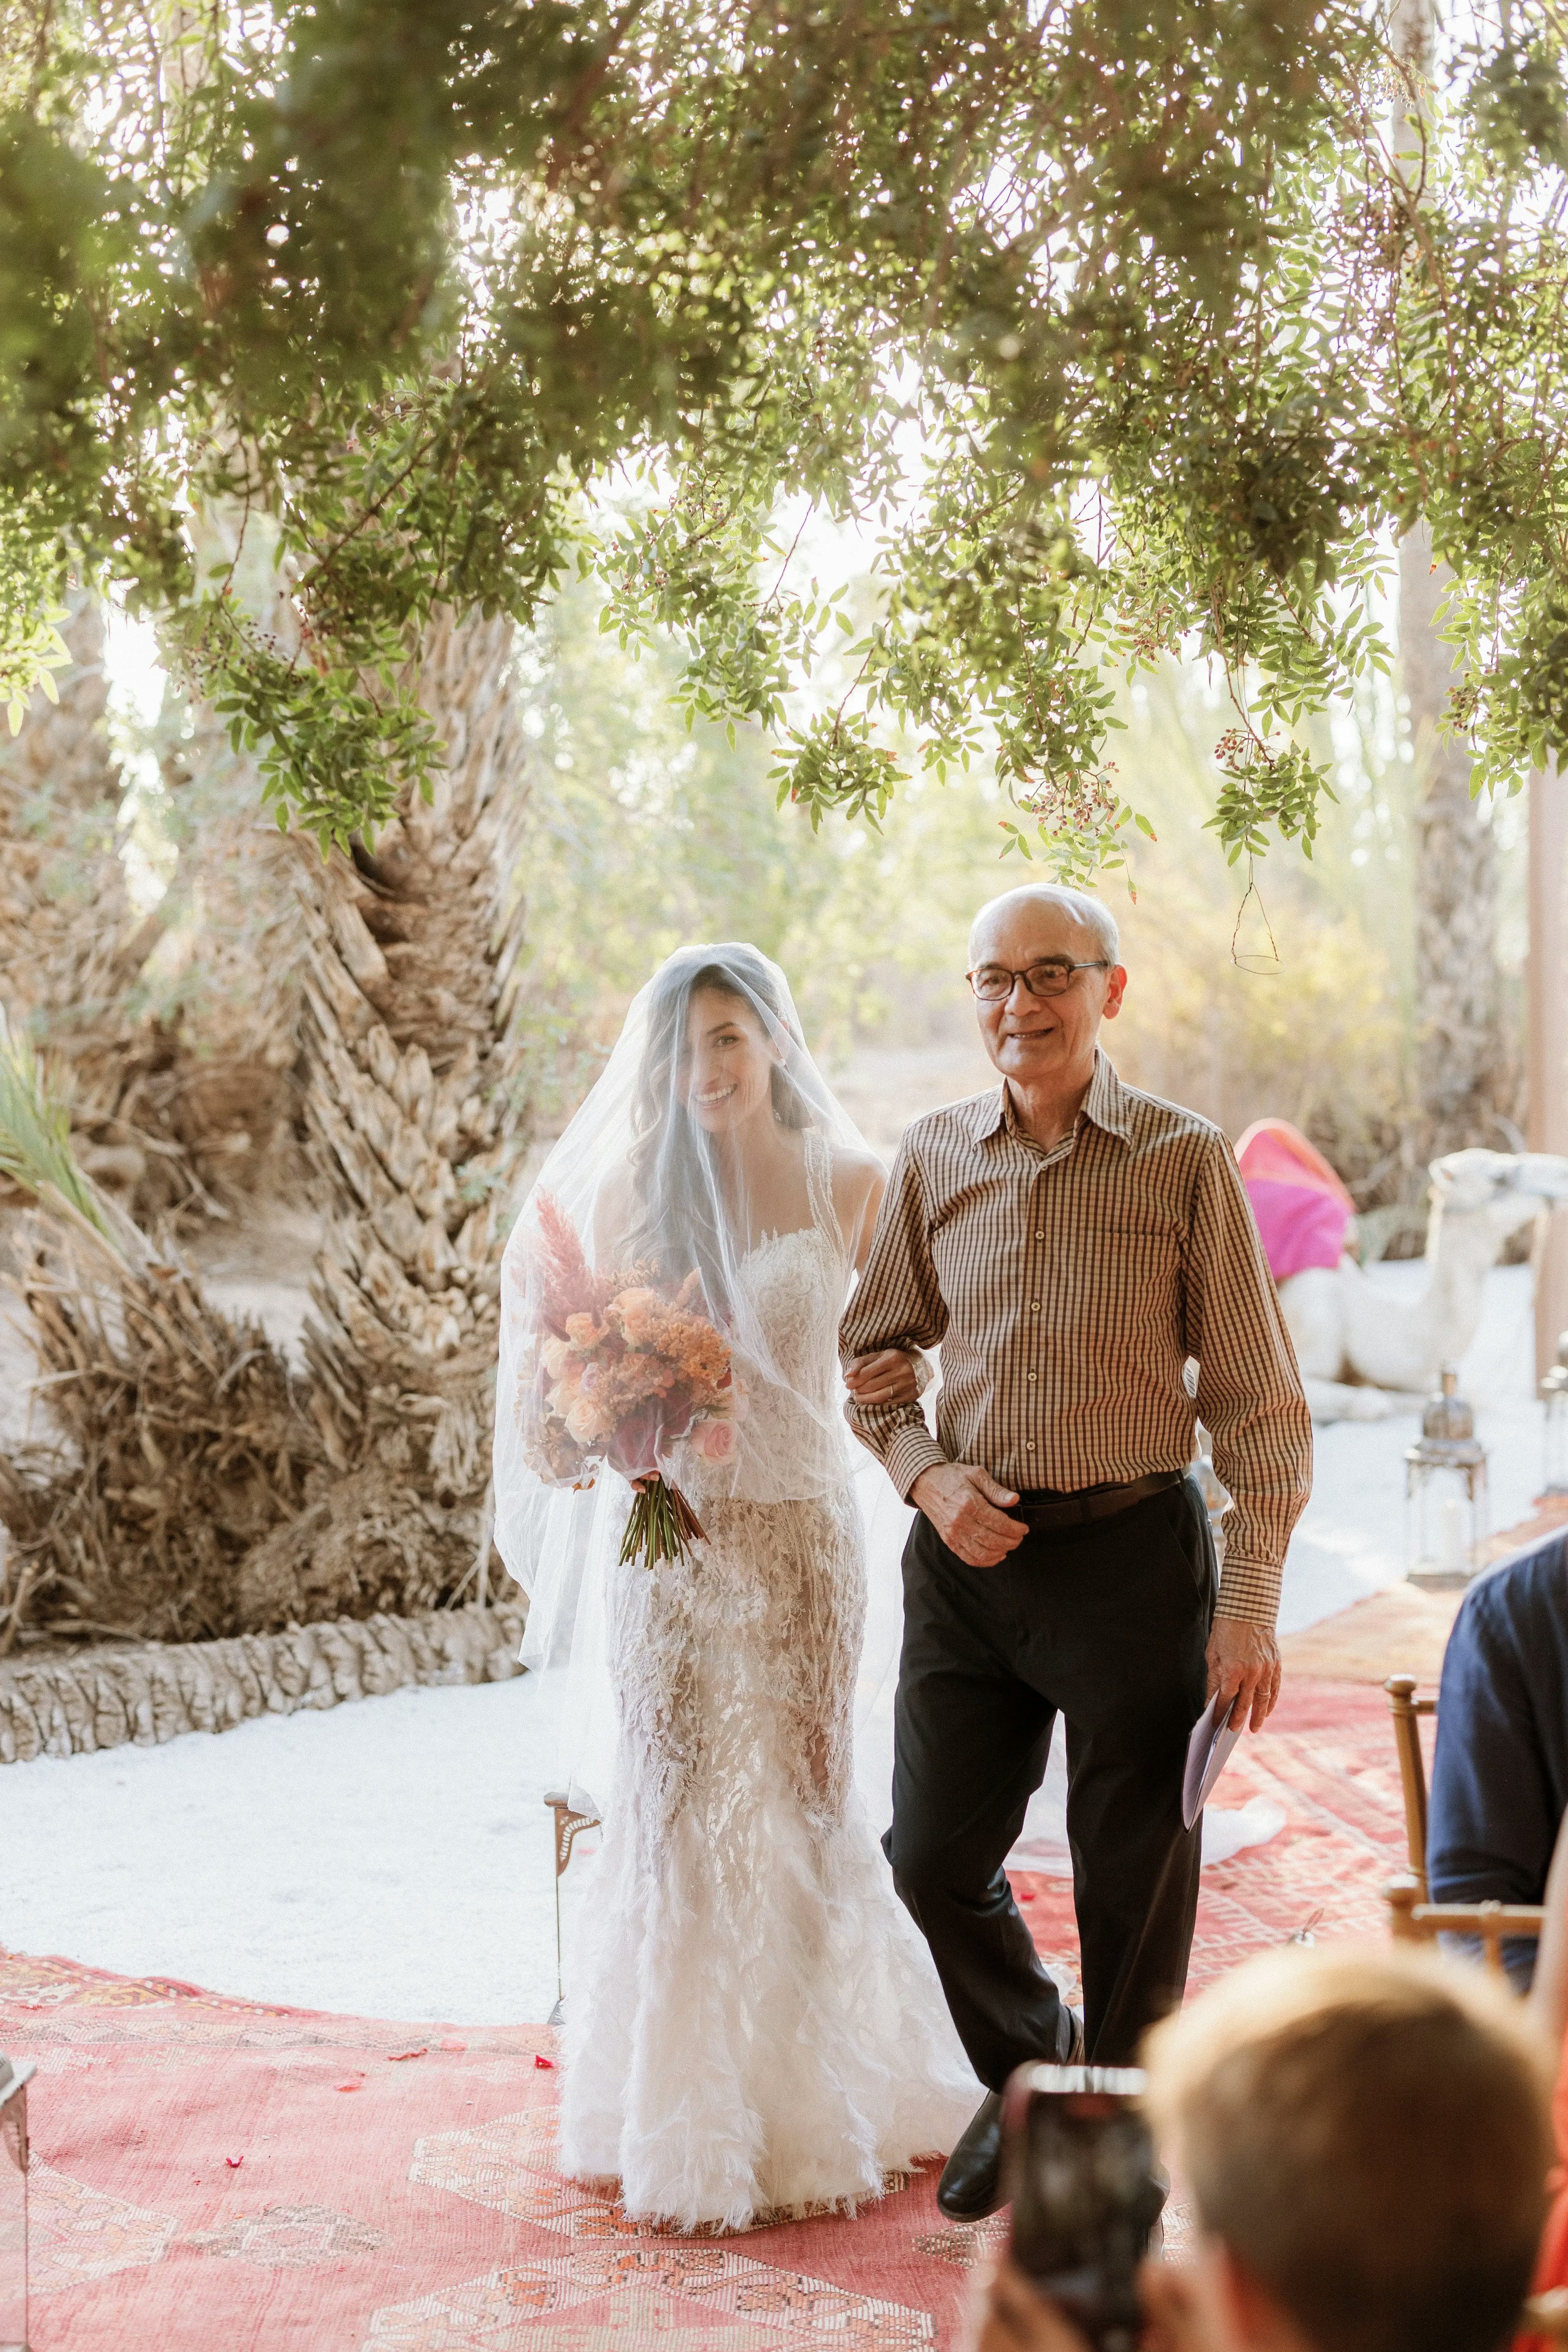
558 1134 979 2231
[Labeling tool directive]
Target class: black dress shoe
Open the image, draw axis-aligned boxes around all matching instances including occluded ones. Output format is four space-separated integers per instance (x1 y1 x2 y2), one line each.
937 2090 1005 2219
936 2007 1087 2222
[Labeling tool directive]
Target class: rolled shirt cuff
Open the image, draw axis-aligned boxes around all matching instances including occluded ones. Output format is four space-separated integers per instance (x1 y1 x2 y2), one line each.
885 1427 949 1502
1214 1553 1283 1630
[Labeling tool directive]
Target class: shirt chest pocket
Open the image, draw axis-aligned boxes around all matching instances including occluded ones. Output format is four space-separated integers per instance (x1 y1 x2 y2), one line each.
1057 1221 1182 1339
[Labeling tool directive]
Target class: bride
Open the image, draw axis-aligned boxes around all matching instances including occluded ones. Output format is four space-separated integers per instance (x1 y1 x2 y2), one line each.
493 943 978 2232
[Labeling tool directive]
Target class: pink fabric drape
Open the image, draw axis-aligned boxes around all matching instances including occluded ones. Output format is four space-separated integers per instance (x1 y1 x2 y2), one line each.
1236 1118 1355 1285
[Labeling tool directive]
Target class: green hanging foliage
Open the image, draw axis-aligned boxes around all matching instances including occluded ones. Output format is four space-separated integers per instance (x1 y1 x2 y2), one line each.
0 1 1566 875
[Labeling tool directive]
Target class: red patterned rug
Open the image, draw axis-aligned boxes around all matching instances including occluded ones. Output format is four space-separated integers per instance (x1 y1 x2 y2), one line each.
0 1950 996 2352
1 1679 1413 2349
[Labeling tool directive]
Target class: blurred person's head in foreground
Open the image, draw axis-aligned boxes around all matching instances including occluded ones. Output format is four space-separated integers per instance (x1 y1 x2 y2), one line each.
978 1946 1553 2352
1145 1946 1552 2352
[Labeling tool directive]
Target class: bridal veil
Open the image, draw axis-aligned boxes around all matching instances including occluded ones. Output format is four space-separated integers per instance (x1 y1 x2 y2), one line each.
492 942 901 1815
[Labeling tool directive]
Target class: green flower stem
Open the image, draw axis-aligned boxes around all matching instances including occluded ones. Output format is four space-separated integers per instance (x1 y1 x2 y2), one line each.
619 1475 707 1569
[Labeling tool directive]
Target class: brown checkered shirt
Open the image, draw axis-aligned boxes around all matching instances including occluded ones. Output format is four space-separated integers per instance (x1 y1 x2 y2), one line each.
839 1052 1312 1627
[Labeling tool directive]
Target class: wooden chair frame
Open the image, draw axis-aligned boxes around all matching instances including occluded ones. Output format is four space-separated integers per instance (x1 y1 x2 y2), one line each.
1385 1673 1437 1896
1382 1674 1545 1970
1384 1875 1546 1975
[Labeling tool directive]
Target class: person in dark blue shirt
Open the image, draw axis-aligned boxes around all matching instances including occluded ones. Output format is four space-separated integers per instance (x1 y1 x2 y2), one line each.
1428 1530 1568 1988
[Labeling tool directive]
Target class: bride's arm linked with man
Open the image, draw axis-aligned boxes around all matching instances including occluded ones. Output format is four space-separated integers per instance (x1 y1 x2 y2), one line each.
841 881 1314 2223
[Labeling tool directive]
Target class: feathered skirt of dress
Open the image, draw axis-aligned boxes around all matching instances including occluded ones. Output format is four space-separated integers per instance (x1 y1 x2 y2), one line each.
558 1482 980 2232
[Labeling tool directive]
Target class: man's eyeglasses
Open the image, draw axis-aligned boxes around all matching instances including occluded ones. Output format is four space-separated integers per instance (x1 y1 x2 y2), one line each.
967 958 1110 1002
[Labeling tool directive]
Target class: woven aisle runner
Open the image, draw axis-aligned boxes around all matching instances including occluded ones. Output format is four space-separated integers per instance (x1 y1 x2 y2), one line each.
0 1678 1413 2350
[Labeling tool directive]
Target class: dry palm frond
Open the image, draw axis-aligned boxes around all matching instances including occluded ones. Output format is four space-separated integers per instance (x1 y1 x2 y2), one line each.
0 1038 323 1653
0 1231 325 1652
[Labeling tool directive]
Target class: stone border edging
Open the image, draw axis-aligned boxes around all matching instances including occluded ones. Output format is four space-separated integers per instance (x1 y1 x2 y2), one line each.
0 1599 528 1763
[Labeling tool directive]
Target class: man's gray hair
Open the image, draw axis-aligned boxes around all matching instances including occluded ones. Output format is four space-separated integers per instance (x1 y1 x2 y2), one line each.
969 884 1120 964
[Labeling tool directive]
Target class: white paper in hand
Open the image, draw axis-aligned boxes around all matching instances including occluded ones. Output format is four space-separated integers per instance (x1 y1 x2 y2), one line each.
1183 1693 1243 1832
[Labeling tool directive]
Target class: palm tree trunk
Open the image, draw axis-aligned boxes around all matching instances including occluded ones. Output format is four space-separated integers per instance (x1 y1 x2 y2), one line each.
0 594 314 1218
236 610 530 1628
3 605 532 1645
1390 0 1510 1167
1401 525 1508 1163
0 595 167 1203
150 701 309 1201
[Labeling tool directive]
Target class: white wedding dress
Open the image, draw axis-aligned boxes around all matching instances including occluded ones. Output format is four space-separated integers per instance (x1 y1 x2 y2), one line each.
558 1134 979 2231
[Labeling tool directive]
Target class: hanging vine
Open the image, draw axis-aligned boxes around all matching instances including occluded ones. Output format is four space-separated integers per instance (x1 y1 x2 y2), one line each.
0 1 1566 874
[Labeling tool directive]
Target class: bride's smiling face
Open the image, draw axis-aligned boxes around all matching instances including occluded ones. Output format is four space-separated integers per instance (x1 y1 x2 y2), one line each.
678 987 777 1134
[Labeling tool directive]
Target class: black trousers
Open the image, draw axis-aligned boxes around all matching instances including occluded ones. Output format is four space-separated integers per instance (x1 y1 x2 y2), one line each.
884 1476 1215 2085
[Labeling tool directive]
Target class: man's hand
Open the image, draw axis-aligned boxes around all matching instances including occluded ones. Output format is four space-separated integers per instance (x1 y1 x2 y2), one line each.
843 1349 922 1406
911 1462 1025 1566
1206 1615 1281 1732
971 2254 1213 2352
972 2259 1091 2352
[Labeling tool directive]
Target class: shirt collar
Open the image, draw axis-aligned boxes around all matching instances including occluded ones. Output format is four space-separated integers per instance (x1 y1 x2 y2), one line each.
966 1049 1132 1149
967 1087 1009 1145
1083 1049 1134 1142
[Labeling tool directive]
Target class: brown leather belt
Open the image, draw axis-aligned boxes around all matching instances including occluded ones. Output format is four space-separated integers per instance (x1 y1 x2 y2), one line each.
1011 1470 1184 1533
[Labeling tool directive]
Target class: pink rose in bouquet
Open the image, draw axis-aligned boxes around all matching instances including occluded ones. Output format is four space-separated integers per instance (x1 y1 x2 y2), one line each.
688 1414 737 1466
521 1193 736 1566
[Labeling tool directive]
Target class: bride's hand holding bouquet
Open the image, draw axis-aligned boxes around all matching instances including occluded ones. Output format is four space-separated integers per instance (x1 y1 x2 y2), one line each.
523 1193 736 1567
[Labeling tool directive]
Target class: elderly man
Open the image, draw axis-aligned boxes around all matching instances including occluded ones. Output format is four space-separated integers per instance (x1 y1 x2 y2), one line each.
840 883 1312 2220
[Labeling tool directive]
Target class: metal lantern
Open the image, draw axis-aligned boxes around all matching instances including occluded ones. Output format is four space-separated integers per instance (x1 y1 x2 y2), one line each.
1542 1330 1568 1496
0 2052 34 2352
1405 1365 1488 1588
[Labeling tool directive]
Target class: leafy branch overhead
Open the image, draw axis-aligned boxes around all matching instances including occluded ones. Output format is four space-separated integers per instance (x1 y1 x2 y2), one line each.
2 1 1568 871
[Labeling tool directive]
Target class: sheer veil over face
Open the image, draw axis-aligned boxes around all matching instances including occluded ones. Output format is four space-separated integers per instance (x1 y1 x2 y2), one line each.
492 943 885 1807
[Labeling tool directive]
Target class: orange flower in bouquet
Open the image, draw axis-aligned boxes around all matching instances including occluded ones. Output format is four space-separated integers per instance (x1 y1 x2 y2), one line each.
523 1193 736 1566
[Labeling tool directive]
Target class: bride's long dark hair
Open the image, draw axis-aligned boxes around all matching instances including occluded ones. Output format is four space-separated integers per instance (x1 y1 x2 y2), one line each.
625 945 813 1313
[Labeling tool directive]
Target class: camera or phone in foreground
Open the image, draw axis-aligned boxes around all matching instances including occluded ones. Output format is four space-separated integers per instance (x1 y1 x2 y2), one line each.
1002 2063 1165 2352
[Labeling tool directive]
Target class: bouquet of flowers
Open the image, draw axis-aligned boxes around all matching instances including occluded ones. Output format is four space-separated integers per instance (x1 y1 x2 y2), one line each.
523 1192 737 1568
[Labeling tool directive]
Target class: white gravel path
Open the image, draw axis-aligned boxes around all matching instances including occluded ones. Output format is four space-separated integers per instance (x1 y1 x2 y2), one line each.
0 1263 1548 2025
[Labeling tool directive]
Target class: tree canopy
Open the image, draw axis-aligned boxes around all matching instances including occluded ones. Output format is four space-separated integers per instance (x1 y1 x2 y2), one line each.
2 0 1567 878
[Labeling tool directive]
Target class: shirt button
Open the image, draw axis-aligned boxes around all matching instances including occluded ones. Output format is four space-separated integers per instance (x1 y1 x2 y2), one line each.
1029 1301 1040 1312
1034 1230 1043 1239
1026 1441 1036 1451
1027 1371 1037 1382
